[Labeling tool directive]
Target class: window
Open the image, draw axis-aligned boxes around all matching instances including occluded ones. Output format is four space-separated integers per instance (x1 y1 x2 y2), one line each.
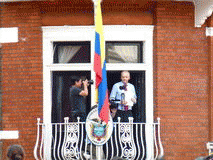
53 42 90 63
106 42 143 63
52 42 91 122
43 25 154 122
42 25 154 158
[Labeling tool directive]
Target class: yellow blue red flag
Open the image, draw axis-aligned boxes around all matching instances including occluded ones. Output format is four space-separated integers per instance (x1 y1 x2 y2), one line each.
94 0 109 123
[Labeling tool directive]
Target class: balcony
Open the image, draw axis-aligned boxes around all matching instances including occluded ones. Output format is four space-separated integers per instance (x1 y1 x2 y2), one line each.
34 117 164 160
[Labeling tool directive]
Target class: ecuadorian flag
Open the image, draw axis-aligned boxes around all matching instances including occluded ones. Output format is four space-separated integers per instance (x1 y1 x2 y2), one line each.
94 0 109 123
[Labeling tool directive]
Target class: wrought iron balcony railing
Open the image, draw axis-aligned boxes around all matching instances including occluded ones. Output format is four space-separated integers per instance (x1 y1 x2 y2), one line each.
34 117 164 160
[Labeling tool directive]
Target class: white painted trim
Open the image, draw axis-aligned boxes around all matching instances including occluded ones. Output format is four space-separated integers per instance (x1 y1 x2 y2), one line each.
46 64 93 71
42 25 154 158
207 142 213 155
106 64 150 71
194 1 213 28
206 27 213 37
0 131 19 140
0 27 18 43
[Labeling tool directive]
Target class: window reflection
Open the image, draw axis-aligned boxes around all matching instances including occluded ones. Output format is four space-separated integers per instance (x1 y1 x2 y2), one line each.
106 42 143 63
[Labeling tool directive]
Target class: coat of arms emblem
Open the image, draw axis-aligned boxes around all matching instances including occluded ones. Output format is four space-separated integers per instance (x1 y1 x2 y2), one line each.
86 106 113 145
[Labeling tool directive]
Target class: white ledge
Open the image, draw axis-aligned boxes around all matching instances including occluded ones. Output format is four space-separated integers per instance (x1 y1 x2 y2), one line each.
0 27 18 43
0 130 19 140
206 27 213 36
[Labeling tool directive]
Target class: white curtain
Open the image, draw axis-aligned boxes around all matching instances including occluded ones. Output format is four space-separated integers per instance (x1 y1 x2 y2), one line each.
107 45 138 63
58 46 81 63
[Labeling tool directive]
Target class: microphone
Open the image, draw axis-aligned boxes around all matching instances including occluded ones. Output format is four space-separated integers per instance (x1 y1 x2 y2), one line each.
121 93 125 104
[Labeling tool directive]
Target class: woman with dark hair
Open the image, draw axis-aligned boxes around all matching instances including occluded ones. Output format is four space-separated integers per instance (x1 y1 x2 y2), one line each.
7 145 24 160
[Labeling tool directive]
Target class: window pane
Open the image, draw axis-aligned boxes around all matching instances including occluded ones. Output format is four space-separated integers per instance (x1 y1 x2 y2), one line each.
53 42 90 63
106 42 143 63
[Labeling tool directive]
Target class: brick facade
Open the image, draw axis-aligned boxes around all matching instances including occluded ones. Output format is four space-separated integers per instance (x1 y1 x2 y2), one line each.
0 1 211 160
1 2 43 159
206 15 213 144
154 2 209 159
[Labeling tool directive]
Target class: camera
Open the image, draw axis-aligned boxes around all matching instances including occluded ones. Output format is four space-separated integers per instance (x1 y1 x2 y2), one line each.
81 77 94 85
88 80 94 85
109 99 118 109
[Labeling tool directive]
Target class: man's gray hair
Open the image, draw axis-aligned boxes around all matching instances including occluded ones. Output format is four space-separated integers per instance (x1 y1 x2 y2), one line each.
121 70 130 76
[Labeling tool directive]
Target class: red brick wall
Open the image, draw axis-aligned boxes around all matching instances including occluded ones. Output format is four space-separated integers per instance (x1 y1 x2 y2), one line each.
154 1 209 160
40 0 154 26
0 1 210 160
1 2 43 159
0 3 2 131
205 15 213 143
206 15 213 143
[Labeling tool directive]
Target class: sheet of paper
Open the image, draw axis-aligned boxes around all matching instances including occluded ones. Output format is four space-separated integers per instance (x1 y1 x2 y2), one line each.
124 91 134 106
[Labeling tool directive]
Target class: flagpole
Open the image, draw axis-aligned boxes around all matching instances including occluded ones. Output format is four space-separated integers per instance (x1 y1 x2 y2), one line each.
92 1 103 160
93 0 99 106
93 0 102 106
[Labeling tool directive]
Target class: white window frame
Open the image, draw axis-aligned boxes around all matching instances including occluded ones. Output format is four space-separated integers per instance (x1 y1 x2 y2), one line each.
42 25 154 159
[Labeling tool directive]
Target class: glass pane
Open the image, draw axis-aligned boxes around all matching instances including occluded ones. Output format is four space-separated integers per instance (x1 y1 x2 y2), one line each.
106 42 143 63
53 42 90 63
